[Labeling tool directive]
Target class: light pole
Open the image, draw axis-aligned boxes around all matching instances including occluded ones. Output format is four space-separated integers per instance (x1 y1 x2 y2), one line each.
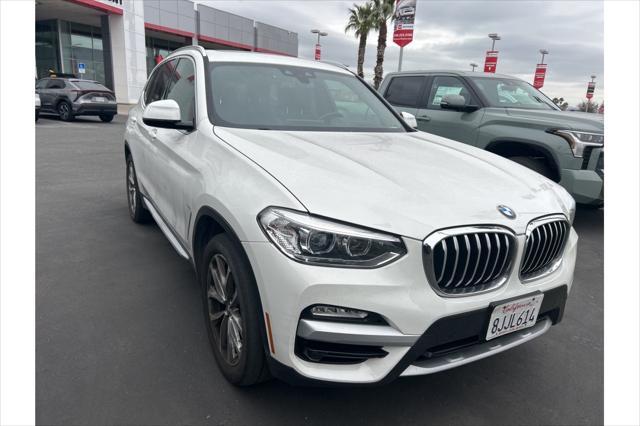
586 75 596 112
488 33 501 51
470 62 478 72
539 49 549 64
311 29 328 60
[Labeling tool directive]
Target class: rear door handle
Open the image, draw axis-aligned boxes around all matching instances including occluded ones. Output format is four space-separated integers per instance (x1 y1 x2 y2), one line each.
417 115 431 122
151 128 158 140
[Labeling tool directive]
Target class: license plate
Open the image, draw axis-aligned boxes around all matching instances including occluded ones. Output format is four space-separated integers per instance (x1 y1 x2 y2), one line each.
94 96 106 102
485 294 544 341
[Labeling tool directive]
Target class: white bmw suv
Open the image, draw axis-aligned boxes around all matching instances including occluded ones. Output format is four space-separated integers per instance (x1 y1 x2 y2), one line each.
124 46 577 386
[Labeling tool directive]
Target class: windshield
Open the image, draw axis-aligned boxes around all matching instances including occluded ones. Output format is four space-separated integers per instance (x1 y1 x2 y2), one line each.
208 63 407 132
71 81 110 91
470 77 558 110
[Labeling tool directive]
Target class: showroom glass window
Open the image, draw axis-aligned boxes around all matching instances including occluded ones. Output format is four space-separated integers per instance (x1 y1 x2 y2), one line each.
59 21 105 84
384 76 425 107
145 36 184 77
36 20 60 79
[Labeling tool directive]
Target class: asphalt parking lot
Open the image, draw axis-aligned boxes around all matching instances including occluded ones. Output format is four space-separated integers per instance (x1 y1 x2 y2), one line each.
36 115 603 425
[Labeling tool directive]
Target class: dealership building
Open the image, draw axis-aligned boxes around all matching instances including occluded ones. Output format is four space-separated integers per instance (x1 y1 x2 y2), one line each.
35 0 299 103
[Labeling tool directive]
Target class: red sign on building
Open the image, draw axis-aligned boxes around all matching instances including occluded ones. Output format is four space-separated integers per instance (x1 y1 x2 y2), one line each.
586 81 596 99
484 50 499 73
533 64 547 89
314 44 321 60
393 0 417 47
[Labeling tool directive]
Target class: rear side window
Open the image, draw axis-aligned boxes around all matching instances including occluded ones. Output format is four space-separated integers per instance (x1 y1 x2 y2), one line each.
72 81 109 91
46 79 65 89
384 76 424 107
36 79 48 89
144 59 177 105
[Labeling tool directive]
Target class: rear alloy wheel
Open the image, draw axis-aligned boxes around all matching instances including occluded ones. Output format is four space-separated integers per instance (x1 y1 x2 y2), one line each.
100 114 114 123
125 156 150 223
200 234 270 386
57 101 74 122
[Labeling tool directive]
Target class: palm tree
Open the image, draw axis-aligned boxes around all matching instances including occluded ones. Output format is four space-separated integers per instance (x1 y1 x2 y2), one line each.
345 3 375 78
371 0 395 89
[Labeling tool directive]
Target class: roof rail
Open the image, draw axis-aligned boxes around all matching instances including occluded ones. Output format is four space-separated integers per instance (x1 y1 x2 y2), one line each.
320 60 351 72
171 45 207 58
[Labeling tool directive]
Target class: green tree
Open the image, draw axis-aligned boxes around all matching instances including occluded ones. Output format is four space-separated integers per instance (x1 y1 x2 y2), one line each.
345 3 375 78
371 0 395 89
577 100 599 113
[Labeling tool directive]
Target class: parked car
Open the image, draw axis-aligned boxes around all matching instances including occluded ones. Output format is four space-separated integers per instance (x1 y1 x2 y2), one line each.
379 71 604 207
124 46 577 386
35 93 41 121
35 77 117 122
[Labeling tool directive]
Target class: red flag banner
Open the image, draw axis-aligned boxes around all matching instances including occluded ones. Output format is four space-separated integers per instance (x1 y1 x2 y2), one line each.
533 64 547 89
484 50 498 73
586 81 596 99
393 0 417 48
314 44 321 61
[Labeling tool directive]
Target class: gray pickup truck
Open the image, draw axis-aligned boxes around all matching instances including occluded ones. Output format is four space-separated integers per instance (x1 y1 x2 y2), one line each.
379 71 604 207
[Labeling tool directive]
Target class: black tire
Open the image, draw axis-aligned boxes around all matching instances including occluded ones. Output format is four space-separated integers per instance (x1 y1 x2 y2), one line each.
99 114 115 123
35 110 39 122
508 156 553 180
125 155 151 223
57 100 74 121
200 234 270 386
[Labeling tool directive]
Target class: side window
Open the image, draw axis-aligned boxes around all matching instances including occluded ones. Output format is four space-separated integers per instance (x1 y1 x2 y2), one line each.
46 79 65 89
426 76 475 109
164 58 195 124
36 79 48 89
144 59 177 105
384 76 424 107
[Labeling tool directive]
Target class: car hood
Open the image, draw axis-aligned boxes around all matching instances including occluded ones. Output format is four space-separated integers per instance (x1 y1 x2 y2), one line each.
215 128 572 239
503 108 604 132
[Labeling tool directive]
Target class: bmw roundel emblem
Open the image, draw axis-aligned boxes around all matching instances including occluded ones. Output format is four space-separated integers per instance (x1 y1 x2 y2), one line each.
497 205 516 219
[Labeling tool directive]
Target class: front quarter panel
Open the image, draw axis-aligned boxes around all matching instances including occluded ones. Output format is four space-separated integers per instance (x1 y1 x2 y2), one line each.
187 125 306 250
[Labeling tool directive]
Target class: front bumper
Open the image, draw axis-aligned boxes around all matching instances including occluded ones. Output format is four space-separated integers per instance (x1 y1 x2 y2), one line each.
72 102 117 116
243 227 578 384
560 148 604 205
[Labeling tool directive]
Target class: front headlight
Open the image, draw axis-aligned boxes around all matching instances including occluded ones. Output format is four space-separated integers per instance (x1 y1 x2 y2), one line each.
258 207 407 268
550 129 604 158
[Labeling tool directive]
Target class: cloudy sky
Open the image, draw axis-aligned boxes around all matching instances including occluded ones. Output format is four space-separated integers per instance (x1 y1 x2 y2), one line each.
202 0 604 106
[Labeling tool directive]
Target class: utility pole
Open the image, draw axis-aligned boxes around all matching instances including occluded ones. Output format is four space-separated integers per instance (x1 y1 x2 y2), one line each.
586 74 596 112
470 62 478 72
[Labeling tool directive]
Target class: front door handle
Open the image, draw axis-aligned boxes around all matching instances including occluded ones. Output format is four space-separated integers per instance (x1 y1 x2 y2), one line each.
417 115 431 122
151 128 158 140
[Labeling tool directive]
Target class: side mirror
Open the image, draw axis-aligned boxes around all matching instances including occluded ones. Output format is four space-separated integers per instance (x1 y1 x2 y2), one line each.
400 111 418 129
142 99 192 130
440 94 479 112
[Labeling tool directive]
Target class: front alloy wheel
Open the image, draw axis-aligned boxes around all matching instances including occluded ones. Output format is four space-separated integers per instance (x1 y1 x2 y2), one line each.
200 234 270 385
207 254 244 365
